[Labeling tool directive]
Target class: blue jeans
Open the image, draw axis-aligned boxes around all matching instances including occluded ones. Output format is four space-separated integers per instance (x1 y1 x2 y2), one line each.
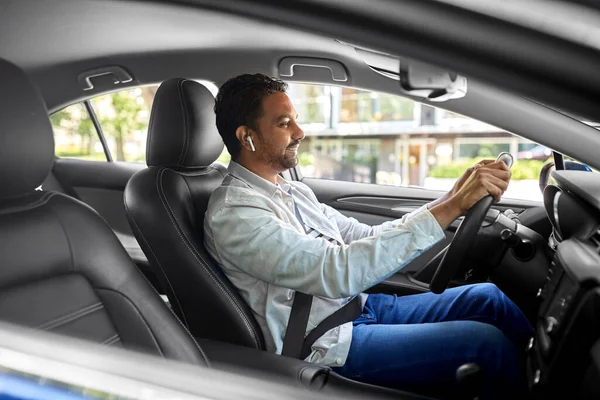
332 283 532 399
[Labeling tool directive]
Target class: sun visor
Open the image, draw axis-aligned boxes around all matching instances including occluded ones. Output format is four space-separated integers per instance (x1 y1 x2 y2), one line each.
353 44 467 102
355 48 400 79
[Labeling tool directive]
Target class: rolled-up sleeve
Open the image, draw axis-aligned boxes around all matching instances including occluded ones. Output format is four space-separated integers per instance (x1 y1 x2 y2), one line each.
210 200 444 299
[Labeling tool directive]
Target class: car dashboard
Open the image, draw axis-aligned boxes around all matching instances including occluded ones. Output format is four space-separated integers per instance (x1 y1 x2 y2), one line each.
528 170 600 398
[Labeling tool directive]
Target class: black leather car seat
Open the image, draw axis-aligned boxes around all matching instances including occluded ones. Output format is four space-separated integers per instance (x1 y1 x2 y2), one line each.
124 78 265 350
0 58 208 367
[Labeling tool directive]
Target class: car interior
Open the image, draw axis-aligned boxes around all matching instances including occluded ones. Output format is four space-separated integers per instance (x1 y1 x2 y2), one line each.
3 0 600 399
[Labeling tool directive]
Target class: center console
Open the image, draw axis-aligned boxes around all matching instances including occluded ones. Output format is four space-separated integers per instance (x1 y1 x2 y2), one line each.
527 238 600 398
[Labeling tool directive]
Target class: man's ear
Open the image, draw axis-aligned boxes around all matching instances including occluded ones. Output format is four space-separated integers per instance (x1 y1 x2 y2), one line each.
235 126 254 152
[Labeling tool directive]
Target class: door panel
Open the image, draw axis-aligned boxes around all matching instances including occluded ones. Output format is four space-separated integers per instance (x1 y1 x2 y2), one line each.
52 159 144 190
48 158 160 289
76 187 136 235
302 176 548 294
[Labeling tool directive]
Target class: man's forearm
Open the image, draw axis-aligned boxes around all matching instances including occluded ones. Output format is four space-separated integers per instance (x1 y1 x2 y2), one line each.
427 192 451 210
428 196 463 230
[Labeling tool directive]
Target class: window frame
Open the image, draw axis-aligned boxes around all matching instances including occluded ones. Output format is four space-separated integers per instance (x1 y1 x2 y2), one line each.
83 100 112 162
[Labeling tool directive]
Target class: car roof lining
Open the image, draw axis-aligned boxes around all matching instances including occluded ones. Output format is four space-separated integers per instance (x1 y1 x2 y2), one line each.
3 0 600 170
0 0 346 70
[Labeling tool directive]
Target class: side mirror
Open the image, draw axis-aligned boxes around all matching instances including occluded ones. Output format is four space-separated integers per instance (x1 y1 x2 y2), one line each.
565 161 592 172
539 160 593 192
399 61 467 102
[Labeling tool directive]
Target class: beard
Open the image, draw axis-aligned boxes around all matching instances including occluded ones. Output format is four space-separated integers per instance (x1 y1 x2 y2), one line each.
268 147 299 171
254 128 300 172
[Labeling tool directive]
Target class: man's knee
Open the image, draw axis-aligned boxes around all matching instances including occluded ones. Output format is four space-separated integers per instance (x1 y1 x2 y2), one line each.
470 283 506 305
472 282 501 296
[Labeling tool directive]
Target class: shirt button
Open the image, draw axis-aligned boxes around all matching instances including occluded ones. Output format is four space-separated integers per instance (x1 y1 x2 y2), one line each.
336 358 343 365
429 235 435 241
396 257 403 264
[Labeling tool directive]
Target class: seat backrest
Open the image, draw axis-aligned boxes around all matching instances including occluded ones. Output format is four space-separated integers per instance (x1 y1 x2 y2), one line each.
124 79 265 350
0 58 208 367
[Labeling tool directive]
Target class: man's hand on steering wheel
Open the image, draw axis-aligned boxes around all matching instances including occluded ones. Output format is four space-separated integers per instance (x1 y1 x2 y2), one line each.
427 154 514 294
453 160 511 211
429 160 511 229
448 159 496 198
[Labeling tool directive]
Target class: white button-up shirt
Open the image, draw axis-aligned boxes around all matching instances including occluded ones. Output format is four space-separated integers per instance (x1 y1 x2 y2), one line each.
204 161 445 366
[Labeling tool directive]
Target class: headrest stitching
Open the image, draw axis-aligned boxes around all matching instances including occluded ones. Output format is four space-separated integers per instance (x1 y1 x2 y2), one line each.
180 80 192 167
176 79 188 167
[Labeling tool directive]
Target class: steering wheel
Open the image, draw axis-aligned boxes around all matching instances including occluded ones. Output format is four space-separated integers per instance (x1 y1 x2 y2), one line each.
428 152 514 294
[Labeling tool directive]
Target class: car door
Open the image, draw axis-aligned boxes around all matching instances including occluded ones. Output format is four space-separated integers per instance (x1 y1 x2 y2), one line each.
286 83 551 295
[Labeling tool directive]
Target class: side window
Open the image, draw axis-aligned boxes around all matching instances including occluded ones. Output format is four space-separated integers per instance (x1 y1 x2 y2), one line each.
50 82 231 166
290 84 549 202
50 85 158 163
89 85 158 162
50 103 106 161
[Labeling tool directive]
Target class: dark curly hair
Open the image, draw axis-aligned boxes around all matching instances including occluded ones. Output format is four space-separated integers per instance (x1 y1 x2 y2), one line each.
214 73 288 160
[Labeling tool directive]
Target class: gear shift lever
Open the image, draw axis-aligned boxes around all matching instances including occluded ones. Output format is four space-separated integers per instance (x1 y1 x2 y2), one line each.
456 363 483 400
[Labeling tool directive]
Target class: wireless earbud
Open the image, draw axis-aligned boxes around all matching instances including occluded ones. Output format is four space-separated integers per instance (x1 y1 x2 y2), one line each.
247 135 256 152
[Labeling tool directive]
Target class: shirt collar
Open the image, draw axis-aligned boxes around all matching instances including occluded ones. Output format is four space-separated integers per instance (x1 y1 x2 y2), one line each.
227 161 290 198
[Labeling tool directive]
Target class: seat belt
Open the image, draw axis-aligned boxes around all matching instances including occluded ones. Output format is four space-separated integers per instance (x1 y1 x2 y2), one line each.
282 293 361 360
281 291 313 359
281 196 362 359
299 295 361 360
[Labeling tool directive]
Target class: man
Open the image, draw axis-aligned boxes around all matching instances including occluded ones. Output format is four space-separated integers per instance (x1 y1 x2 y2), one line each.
204 73 532 398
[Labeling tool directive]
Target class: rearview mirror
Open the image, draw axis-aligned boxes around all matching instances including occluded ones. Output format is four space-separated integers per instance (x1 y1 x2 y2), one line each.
539 160 592 192
399 61 467 102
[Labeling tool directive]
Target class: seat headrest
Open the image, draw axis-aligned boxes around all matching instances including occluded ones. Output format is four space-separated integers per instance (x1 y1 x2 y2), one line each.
147 79 224 169
0 59 54 199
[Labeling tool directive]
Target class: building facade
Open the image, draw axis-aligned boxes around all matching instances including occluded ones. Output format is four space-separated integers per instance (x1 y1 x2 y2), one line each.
288 83 539 186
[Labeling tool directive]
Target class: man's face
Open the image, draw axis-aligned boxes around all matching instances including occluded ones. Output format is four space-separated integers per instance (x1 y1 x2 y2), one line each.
253 92 305 173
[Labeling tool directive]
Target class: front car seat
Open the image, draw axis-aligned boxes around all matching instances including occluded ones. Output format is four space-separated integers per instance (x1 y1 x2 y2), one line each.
0 58 208 367
124 78 264 350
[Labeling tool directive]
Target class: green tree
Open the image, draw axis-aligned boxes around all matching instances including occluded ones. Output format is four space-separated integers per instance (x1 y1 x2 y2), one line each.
50 104 96 157
98 91 145 161
429 158 546 180
49 109 70 127
78 113 95 155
